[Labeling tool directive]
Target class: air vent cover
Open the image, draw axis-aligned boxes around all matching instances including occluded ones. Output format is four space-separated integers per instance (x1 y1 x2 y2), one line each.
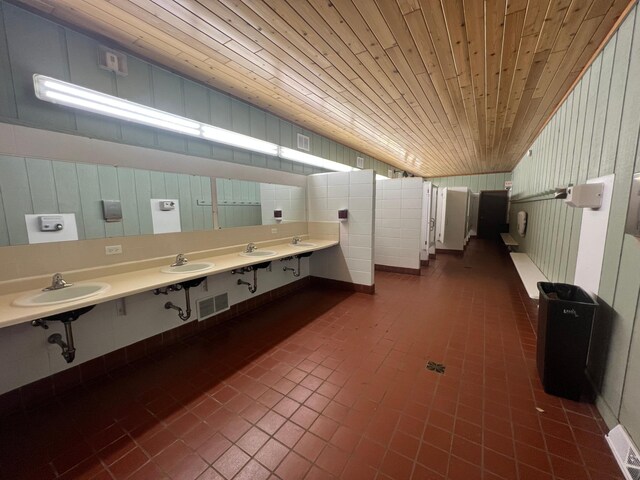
606 425 640 480
297 133 310 151
215 293 229 312
97 46 128 76
196 292 229 321
196 296 215 321
356 156 364 169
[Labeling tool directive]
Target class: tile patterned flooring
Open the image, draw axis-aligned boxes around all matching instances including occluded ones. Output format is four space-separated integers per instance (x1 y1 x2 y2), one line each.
0 240 622 479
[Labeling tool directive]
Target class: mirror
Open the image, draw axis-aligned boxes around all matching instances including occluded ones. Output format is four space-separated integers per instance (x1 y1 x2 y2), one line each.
0 155 309 246
215 178 306 228
0 154 213 247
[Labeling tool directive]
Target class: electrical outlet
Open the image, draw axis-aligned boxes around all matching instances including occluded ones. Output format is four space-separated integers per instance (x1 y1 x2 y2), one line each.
115 298 126 316
271 228 278 234
105 245 122 255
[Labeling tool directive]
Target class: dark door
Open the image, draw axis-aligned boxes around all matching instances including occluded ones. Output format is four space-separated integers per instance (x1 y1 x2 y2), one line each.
477 190 509 239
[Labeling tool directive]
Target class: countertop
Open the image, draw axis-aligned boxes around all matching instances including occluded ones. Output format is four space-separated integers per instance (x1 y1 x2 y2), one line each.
0 238 338 329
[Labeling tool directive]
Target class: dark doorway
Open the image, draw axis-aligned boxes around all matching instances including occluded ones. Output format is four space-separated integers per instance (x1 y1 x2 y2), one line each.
477 190 509 239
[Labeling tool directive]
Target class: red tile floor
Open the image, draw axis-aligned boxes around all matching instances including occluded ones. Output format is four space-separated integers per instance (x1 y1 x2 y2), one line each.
0 240 622 479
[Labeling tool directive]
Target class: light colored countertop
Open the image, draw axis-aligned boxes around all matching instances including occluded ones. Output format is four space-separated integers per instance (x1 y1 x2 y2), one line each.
0 238 338 329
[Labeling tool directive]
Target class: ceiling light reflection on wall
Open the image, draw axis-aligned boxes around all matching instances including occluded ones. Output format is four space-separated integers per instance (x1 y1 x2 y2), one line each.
33 74 361 173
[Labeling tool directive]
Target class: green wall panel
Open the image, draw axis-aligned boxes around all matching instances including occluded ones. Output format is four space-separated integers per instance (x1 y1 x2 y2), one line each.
115 56 155 148
510 4 640 445
0 155 32 245
3 3 74 130
0 2 17 120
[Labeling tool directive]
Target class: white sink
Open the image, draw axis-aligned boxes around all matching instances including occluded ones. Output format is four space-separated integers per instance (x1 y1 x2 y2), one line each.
161 262 215 274
13 282 111 307
239 250 277 258
293 242 317 247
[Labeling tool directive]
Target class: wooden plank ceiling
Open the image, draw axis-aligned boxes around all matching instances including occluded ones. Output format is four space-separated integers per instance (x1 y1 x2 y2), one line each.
18 0 634 176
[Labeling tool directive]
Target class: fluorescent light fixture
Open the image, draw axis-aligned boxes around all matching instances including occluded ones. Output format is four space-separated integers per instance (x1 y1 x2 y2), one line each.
34 75 201 137
279 147 356 172
201 125 278 156
33 74 360 173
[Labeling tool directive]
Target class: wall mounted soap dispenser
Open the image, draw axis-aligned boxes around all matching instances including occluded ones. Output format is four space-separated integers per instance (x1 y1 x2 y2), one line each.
338 209 348 221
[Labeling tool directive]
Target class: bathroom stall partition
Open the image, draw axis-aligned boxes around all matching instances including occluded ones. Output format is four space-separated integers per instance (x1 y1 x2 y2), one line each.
374 177 424 274
307 170 375 291
420 181 438 266
436 187 470 253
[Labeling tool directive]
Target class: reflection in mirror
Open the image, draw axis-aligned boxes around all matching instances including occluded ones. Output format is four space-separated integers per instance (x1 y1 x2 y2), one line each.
0 155 213 247
215 178 306 228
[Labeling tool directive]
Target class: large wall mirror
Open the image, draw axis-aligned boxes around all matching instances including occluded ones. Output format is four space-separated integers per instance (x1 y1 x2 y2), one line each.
0 155 213 247
215 178 307 228
0 155 309 247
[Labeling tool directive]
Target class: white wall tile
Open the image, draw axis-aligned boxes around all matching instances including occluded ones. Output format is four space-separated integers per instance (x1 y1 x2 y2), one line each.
328 172 349 186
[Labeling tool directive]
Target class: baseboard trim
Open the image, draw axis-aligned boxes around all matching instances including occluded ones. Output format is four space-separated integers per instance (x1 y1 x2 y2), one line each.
375 264 421 276
420 259 429 266
436 248 464 256
0 276 311 418
310 276 375 294
429 253 436 259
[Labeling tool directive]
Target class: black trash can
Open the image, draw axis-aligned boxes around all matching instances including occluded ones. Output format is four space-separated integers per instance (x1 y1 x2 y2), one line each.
536 282 598 401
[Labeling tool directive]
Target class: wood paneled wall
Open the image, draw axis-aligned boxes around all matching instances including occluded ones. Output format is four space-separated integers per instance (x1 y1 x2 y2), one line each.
0 3 395 178
510 3 640 444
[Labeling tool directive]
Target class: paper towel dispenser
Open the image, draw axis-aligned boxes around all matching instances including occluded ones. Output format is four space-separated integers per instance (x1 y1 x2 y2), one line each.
517 211 527 237
565 183 603 209
625 173 640 237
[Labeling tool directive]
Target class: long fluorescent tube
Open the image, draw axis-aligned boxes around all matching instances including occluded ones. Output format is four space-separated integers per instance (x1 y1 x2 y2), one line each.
201 125 278 156
33 74 360 173
279 147 356 172
34 75 201 137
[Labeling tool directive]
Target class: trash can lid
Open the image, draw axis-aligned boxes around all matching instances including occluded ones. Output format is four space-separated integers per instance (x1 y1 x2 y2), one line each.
537 282 598 305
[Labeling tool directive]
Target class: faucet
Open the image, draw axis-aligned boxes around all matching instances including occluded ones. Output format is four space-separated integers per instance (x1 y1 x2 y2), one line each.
43 273 72 291
171 253 188 267
292 236 302 245
245 243 257 253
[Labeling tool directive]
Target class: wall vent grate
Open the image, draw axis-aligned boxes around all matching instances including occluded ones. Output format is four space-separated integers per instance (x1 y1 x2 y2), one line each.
356 156 364 169
196 296 215 321
215 293 229 313
197 292 229 321
297 133 310 151
606 425 640 480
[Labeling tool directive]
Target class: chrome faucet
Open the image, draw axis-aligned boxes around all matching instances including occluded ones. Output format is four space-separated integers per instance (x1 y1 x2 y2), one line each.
292 236 302 245
171 253 188 267
43 273 72 291
245 243 257 253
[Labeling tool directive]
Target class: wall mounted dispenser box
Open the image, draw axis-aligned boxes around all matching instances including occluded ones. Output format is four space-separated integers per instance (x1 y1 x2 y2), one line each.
159 200 176 211
274 209 283 221
625 173 640 237
338 209 348 221
39 215 64 231
102 200 122 222
565 183 604 209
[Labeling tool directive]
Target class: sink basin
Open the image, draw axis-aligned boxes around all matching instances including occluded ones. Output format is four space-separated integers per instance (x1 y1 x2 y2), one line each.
292 242 317 247
161 262 215 274
13 282 111 307
239 250 277 258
